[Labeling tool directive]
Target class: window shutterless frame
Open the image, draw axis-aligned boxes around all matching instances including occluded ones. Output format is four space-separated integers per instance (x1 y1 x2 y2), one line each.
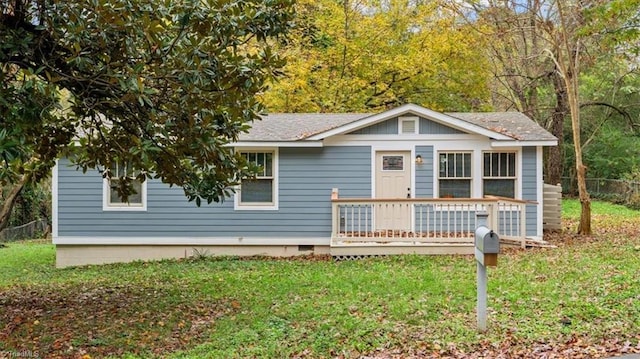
482 151 517 198
438 151 472 198
235 148 279 210
102 163 147 211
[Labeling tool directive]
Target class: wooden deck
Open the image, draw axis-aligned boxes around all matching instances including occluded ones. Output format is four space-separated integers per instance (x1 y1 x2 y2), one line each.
329 194 532 256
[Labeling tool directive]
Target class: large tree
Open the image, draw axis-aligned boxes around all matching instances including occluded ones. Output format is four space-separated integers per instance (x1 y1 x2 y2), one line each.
0 0 293 229
452 0 640 235
262 0 492 113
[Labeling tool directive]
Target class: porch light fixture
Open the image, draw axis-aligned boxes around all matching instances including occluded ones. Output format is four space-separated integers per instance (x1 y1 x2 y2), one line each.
415 155 423 164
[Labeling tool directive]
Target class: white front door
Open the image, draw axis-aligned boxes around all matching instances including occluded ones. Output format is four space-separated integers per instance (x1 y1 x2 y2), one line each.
375 151 412 231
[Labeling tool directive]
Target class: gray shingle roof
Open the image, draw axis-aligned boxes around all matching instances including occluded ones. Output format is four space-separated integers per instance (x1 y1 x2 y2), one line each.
446 112 557 141
239 113 373 141
238 109 556 142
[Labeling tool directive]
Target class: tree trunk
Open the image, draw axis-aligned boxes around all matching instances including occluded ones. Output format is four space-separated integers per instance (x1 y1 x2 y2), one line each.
547 70 567 186
554 1 590 235
565 70 591 235
0 174 30 231
577 161 591 234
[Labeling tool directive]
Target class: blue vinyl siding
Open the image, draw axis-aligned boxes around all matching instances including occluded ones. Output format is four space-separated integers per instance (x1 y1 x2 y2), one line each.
57 146 372 238
57 144 542 239
419 118 466 135
522 147 538 236
415 145 434 198
350 118 397 134
350 117 466 135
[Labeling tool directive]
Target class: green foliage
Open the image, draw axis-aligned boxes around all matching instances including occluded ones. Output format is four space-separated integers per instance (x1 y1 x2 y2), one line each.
582 0 640 55
5 180 51 228
1 0 294 205
564 59 640 181
583 126 640 179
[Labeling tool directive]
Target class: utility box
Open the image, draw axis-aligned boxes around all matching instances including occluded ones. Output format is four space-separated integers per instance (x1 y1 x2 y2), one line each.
475 225 499 267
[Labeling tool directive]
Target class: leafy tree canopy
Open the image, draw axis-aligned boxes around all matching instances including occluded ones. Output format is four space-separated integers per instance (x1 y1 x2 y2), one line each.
262 0 492 113
1 0 293 210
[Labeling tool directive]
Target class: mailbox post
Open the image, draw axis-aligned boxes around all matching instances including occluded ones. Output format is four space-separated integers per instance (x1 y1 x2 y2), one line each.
475 211 499 332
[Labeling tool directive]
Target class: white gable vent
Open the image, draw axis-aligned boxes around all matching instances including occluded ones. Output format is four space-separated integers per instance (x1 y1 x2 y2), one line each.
399 116 418 134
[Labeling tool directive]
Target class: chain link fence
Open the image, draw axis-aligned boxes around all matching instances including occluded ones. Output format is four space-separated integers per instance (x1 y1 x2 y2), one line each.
0 219 49 242
562 177 640 209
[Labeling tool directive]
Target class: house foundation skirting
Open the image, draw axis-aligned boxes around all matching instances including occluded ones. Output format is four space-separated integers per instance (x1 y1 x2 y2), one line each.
330 242 475 257
55 244 331 268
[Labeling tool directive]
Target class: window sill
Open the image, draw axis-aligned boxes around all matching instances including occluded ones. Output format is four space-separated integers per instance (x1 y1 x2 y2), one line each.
103 205 147 212
234 204 279 211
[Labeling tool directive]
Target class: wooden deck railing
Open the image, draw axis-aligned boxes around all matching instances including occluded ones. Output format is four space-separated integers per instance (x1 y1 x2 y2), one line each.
331 192 529 245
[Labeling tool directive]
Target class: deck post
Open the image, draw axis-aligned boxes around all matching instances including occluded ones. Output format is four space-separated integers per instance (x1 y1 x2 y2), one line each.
486 202 498 232
331 188 339 242
520 203 527 248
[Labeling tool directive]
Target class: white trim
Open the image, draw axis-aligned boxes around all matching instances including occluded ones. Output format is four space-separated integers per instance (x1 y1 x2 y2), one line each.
324 134 484 148
370 145 416 199
53 236 329 246
410 147 416 198
371 148 415 230
234 147 279 211
536 146 544 237
436 151 474 198
52 160 59 238
103 175 148 212
481 150 519 199
491 140 557 147
517 149 523 199
229 141 323 148
307 103 513 141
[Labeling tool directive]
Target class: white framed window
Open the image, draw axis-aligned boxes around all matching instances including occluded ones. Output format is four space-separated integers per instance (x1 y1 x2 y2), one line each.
483 151 517 198
103 162 147 211
399 116 418 134
438 152 472 198
235 149 278 210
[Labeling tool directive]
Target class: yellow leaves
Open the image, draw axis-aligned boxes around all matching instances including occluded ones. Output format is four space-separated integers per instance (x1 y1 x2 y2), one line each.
263 0 491 112
148 20 165 34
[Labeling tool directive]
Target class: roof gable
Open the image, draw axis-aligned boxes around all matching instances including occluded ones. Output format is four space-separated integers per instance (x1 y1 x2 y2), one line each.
307 103 513 140
348 117 467 135
237 103 557 143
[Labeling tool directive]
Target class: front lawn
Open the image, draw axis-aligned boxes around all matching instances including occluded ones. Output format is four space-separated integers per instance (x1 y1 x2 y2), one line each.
1 199 639 358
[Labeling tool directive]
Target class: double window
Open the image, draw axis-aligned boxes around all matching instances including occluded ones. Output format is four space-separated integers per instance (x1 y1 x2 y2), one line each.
438 151 517 199
103 162 146 211
236 150 278 210
438 152 471 198
483 152 516 198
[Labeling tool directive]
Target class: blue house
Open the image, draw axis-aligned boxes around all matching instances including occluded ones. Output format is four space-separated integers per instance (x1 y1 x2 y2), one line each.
52 104 557 267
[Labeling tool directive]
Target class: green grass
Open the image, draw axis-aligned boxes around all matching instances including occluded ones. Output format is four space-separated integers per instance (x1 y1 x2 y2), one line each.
562 198 639 221
1 199 639 358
